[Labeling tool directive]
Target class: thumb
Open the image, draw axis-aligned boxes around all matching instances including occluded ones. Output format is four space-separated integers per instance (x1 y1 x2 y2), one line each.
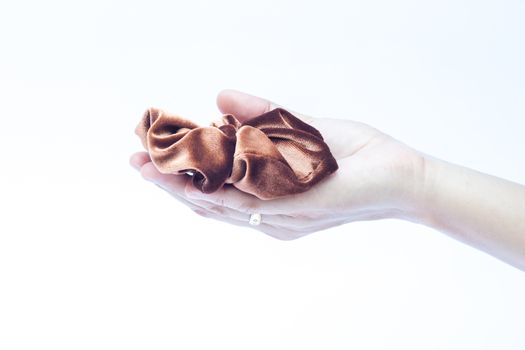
216 89 313 123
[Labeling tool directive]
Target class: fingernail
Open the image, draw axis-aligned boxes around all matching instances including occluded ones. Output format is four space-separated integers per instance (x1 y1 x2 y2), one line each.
129 159 140 171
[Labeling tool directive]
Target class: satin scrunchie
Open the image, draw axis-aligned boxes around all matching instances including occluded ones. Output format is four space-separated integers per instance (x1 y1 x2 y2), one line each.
135 107 338 200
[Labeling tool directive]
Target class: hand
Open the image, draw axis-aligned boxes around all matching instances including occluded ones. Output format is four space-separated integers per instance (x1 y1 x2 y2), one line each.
130 89 426 240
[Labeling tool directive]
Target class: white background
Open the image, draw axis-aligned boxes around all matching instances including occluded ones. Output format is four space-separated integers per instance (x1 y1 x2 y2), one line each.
1 0 525 349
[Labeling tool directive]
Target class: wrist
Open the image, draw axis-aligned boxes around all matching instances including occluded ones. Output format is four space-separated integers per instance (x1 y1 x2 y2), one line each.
343 145 434 223
402 152 446 227
391 149 437 224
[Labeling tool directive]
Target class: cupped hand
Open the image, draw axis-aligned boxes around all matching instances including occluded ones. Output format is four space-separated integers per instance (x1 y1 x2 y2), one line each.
130 89 426 240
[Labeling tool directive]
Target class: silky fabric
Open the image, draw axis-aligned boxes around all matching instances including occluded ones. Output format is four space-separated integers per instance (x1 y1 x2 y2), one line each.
135 107 338 200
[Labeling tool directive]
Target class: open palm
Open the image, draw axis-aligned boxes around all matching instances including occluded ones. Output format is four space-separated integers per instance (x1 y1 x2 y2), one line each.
131 89 425 240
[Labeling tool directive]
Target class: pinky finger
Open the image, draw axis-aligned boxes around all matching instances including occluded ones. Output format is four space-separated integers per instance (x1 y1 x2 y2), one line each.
191 210 301 241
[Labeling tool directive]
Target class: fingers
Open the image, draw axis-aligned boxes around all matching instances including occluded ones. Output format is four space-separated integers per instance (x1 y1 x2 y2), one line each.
139 162 185 188
133 159 306 221
216 89 314 123
183 182 298 216
191 209 302 241
191 206 304 240
131 156 318 239
136 161 259 219
188 190 312 229
137 163 267 218
171 192 305 240
138 162 204 211
129 151 151 170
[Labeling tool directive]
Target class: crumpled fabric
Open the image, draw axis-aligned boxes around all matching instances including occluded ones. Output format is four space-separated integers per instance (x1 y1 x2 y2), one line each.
135 107 338 200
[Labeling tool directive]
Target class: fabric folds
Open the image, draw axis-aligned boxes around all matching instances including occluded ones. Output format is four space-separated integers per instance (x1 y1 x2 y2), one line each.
135 107 339 200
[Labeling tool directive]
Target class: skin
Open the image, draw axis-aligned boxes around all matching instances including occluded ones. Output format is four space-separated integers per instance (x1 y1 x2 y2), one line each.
130 89 525 271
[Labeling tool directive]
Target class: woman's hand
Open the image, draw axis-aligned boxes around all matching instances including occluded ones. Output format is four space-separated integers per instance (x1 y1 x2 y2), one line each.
131 89 525 270
130 89 427 240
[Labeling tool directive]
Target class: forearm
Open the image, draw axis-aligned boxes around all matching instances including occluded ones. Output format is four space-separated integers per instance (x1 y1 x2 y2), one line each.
410 155 525 270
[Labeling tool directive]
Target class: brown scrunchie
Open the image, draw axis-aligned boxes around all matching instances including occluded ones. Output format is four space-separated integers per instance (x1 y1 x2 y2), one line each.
135 107 338 200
